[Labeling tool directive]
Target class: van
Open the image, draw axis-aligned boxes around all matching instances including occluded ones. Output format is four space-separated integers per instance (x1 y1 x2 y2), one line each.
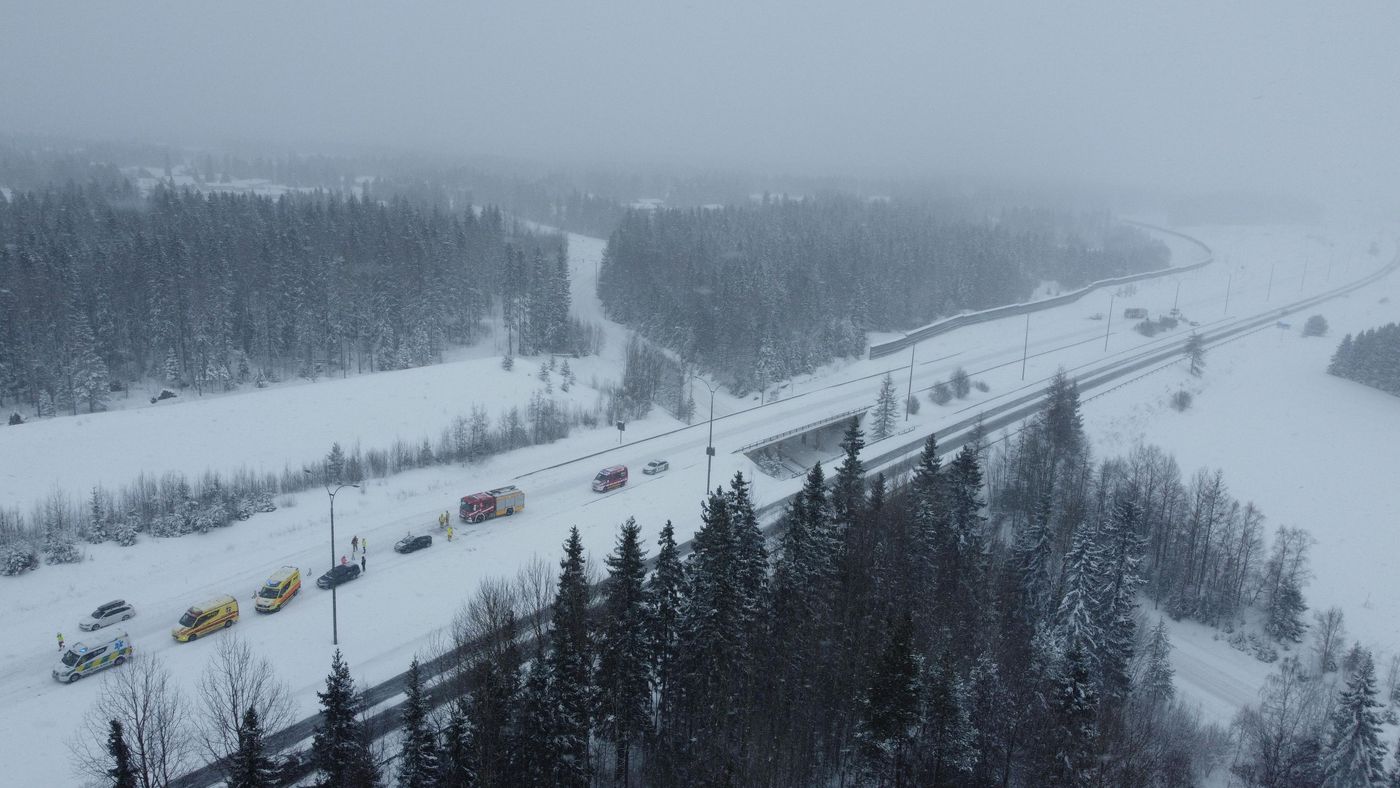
172 595 239 642
592 465 628 493
54 629 132 683
254 567 301 613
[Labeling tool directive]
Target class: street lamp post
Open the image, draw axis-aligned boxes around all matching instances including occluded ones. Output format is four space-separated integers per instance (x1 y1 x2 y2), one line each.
691 375 720 495
305 470 359 646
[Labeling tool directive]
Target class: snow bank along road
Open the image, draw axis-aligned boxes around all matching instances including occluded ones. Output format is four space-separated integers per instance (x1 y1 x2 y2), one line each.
171 230 1400 786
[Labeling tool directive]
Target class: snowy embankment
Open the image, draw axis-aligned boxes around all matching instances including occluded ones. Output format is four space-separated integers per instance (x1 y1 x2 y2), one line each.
0 220 1396 786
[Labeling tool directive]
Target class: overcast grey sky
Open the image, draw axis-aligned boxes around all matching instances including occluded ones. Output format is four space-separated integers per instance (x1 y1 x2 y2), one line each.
3 1 1398 210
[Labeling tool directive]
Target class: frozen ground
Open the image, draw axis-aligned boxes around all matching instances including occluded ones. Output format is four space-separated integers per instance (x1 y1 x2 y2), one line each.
0 219 1396 785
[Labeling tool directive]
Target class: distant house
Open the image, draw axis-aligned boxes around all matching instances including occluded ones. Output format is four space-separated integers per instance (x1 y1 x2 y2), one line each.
1124 307 1148 319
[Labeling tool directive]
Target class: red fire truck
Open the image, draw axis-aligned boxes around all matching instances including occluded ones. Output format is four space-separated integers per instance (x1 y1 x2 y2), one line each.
459 485 525 523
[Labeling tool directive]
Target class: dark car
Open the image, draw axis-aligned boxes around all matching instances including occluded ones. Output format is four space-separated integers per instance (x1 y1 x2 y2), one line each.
317 564 362 589
395 534 433 554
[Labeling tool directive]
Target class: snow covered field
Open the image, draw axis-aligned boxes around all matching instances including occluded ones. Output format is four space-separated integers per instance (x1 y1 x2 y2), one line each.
1 219 1396 785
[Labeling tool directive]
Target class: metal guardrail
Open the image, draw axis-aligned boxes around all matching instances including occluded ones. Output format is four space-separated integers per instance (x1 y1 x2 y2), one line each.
867 222 1214 360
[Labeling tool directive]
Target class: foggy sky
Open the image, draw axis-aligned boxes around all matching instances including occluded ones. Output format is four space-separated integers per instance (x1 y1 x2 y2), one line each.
3 1 1399 211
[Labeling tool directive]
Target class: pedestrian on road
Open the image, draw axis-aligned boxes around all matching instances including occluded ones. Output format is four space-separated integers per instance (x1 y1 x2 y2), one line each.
439 511 448 529
341 554 348 566
362 537 367 554
352 535 359 555
57 632 64 651
447 526 454 542
360 554 366 573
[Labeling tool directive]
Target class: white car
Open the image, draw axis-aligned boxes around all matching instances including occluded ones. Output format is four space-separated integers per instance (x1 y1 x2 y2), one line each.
79 599 136 631
643 459 669 475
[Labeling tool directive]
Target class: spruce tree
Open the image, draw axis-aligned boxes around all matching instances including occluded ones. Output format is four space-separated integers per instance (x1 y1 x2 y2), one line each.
1096 496 1146 701
311 649 378 788
469 655 520 786
1185 332 1206 376
871 373 898 440
1142 618 1176 705
1321 649 1387 787
106 719 137 788
547 527 592 787
854 614 922 786
227 707 276 788
1048 642 1099 785
595 518 652 785
1039 369 1084 461
918 653 978 785
831 418 866 526
1056 520 1102 660
646 520 684 716
397 658 439 788
435 698 476 788
664 490 747 784
513 658 557 788
726 472 769 646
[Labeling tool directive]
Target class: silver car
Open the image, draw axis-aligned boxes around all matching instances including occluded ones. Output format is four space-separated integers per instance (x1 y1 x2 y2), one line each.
79 599 136 631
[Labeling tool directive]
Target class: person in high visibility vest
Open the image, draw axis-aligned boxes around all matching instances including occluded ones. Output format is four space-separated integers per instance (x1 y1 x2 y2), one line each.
439 511 448 529
57 632 64 651
447 526 454 542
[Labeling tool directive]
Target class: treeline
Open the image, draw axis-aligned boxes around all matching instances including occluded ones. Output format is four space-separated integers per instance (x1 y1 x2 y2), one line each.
1329 322 1400 397
988 373 1310 639
0 185 576 417
0 387 593 576
599 197 1170 391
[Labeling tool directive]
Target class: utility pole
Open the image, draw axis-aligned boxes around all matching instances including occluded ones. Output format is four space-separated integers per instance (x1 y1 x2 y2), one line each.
692 376 719 495
1266 264 1274 301
1021 313 1030 380
1173 280 1181 312
1224 272 1232 315
905 342 915 421
1104 294 1115 352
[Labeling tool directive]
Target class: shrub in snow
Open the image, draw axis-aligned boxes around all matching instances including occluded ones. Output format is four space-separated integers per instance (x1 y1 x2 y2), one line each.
1171 390 1193 412
44 540 82 565
7 412 22 425
1134 319 1160 338
1303 314 1329 337
951 368 971 399
930 381 952 406
149 388 178 404
1 544 40 576
974 380 990 393
501 355 514 371
112 520 138 547
906 395 920 416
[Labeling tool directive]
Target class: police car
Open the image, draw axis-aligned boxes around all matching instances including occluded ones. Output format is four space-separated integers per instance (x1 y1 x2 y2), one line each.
54 630 132 683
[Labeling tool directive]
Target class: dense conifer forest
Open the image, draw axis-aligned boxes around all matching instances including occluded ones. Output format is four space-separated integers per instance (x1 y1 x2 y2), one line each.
599 198 1171 391
0 185 574 416
1329 322 1400 396
266 374 1346 788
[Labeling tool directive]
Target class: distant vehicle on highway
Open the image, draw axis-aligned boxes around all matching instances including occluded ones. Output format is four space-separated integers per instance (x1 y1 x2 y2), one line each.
642 459 669 475
395 533 433 553
79 599 135 631
317 564 362 589
592 465 628 492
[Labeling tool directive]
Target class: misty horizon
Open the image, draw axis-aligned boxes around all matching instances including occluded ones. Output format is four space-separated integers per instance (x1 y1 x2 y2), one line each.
3 1 1399 213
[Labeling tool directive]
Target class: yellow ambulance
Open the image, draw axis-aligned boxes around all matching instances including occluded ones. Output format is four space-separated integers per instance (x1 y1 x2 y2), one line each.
255 567 301 613
171 595 239 642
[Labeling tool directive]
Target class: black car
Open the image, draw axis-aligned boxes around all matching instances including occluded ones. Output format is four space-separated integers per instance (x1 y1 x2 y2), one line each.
317 564 362 589
395 534 433 554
